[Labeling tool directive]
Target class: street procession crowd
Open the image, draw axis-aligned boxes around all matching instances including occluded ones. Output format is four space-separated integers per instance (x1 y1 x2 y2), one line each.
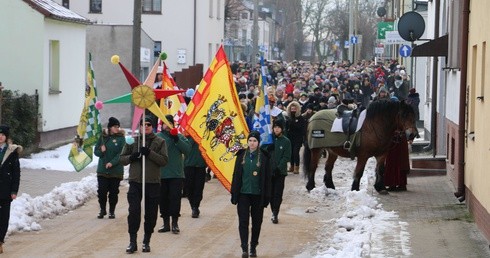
0 58 421 257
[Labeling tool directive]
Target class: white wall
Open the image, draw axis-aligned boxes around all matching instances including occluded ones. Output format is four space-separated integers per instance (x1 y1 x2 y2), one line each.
42 20 87 132
0 1 86 132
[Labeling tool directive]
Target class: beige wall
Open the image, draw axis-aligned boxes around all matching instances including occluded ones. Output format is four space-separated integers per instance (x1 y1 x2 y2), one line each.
59 0 225 72
466 0 490 214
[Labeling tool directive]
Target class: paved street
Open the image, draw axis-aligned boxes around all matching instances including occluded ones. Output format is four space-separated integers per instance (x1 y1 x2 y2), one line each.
5 162 490 257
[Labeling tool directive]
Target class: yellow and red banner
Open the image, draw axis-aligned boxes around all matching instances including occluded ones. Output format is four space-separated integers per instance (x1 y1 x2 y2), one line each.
180 46 248 192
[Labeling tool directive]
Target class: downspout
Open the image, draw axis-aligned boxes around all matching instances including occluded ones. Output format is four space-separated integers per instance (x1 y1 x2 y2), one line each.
455 0 470 201
193 0 197 66
424 0 440 156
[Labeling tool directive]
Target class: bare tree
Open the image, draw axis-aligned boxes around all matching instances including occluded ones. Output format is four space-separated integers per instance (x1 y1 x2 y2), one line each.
303 0 330 62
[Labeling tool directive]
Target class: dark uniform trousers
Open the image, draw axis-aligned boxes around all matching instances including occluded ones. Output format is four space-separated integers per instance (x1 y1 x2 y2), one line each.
97 176 121 212
237 194 264 247
270 174 286 214
127 182 160 234
184 166 206 208
159 178 183 218
0 200 12 243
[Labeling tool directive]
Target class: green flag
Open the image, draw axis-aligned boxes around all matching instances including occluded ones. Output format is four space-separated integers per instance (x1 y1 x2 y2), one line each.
68 53 102 172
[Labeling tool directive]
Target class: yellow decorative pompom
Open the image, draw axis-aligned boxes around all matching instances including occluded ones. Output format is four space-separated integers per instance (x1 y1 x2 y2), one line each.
111 55 120 65
132 85 155 109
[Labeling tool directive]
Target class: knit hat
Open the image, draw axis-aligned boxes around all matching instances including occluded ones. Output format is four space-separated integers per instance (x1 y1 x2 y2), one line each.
273 119 285 130
0 125 9 138
165 114 175 125
107 117 120 128
140 116 153 125
248 130 261 143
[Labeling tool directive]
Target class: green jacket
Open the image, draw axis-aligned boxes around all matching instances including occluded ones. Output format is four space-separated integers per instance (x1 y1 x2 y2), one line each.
157 130 191 179
271 134 291 176
184 136 207 168
94 129 126 179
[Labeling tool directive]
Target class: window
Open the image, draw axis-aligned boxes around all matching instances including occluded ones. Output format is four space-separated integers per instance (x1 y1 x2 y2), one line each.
49 40 60 94
241 12 248 20
89 0 102 13
143 0 161 14
154 41 162 57
241 29 247 45
209 0 214 18
62 0 69 8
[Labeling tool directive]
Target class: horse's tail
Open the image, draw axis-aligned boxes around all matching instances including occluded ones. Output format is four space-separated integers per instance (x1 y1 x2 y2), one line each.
302 141 311 180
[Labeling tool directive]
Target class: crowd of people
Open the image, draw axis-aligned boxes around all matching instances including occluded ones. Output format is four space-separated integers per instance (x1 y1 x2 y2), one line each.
0 58 421 257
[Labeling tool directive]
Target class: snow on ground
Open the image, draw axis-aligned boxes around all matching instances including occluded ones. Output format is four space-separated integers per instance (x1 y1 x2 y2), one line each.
10 144 410 257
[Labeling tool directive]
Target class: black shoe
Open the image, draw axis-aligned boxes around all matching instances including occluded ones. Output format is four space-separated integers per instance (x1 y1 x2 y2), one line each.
241 251 249 258
171 219 180 234
158 225 170 233
250 247 257 257
171 224 180 234
126 242 137 254
97 210 107 219
271 214 278 224
142 243 151 253
191 207 200 218
108 213 115 219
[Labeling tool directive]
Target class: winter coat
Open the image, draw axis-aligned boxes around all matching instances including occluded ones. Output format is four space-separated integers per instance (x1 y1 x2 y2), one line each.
0 143 22 200
94 128 126 179
270 134 291 176
406 92 420 121
230 148 271 207
184 136 206 168
120 132 168 184
157 130 191 179
286 101 307 145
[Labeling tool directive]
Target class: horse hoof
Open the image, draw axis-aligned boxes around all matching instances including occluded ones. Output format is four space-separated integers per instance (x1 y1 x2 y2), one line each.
377 189 389 195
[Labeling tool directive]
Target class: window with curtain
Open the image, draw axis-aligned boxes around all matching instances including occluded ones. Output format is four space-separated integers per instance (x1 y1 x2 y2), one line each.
142 0 162 14
89 0 102 13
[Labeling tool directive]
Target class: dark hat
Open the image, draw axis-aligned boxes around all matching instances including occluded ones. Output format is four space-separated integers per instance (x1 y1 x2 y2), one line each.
0 125 9 138
165 114 175 125
140 116 153 125
248 130 261 143
273 119 285 130
107 117 120 128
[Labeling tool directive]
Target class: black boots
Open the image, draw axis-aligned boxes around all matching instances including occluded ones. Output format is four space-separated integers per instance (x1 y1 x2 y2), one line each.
271 210 278 224
142 233 151 253
108 204 116 219
171 217 180 234
250 243 257 257
97 209 106 219
241 244 248 258
158 217 170 233
191 207 200 218
126 234 137 254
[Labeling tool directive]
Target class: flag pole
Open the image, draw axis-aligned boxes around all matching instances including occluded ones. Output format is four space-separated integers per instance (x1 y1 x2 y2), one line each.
142 115 146 216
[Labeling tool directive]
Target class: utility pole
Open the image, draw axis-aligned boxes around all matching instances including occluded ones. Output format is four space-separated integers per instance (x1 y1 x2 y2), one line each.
348 0 354 63
132 0 141 80
252 0 259 63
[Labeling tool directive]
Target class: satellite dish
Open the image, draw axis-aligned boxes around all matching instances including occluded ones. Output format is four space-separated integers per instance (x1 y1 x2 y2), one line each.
377 7 386 17
397 11 425 41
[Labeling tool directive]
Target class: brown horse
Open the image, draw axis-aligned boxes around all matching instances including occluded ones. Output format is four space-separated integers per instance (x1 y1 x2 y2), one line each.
303 100 417 193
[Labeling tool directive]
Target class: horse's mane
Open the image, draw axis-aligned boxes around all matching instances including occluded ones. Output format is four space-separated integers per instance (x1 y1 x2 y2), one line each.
365 100 399 123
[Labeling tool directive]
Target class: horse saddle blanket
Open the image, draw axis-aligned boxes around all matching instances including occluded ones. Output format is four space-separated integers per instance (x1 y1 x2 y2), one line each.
331 109 366 134
307 109 361 152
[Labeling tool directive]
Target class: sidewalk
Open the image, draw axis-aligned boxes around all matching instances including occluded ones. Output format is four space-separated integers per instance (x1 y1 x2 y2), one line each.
377 175 490 257
19 167 96 197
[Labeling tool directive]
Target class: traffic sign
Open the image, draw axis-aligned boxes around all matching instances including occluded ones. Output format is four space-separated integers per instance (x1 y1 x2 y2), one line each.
350 36 358 44
399 45 412 57
344 41 349 48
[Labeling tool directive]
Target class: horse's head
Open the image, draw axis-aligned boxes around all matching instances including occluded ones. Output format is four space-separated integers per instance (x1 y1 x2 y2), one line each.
397 101 418 141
